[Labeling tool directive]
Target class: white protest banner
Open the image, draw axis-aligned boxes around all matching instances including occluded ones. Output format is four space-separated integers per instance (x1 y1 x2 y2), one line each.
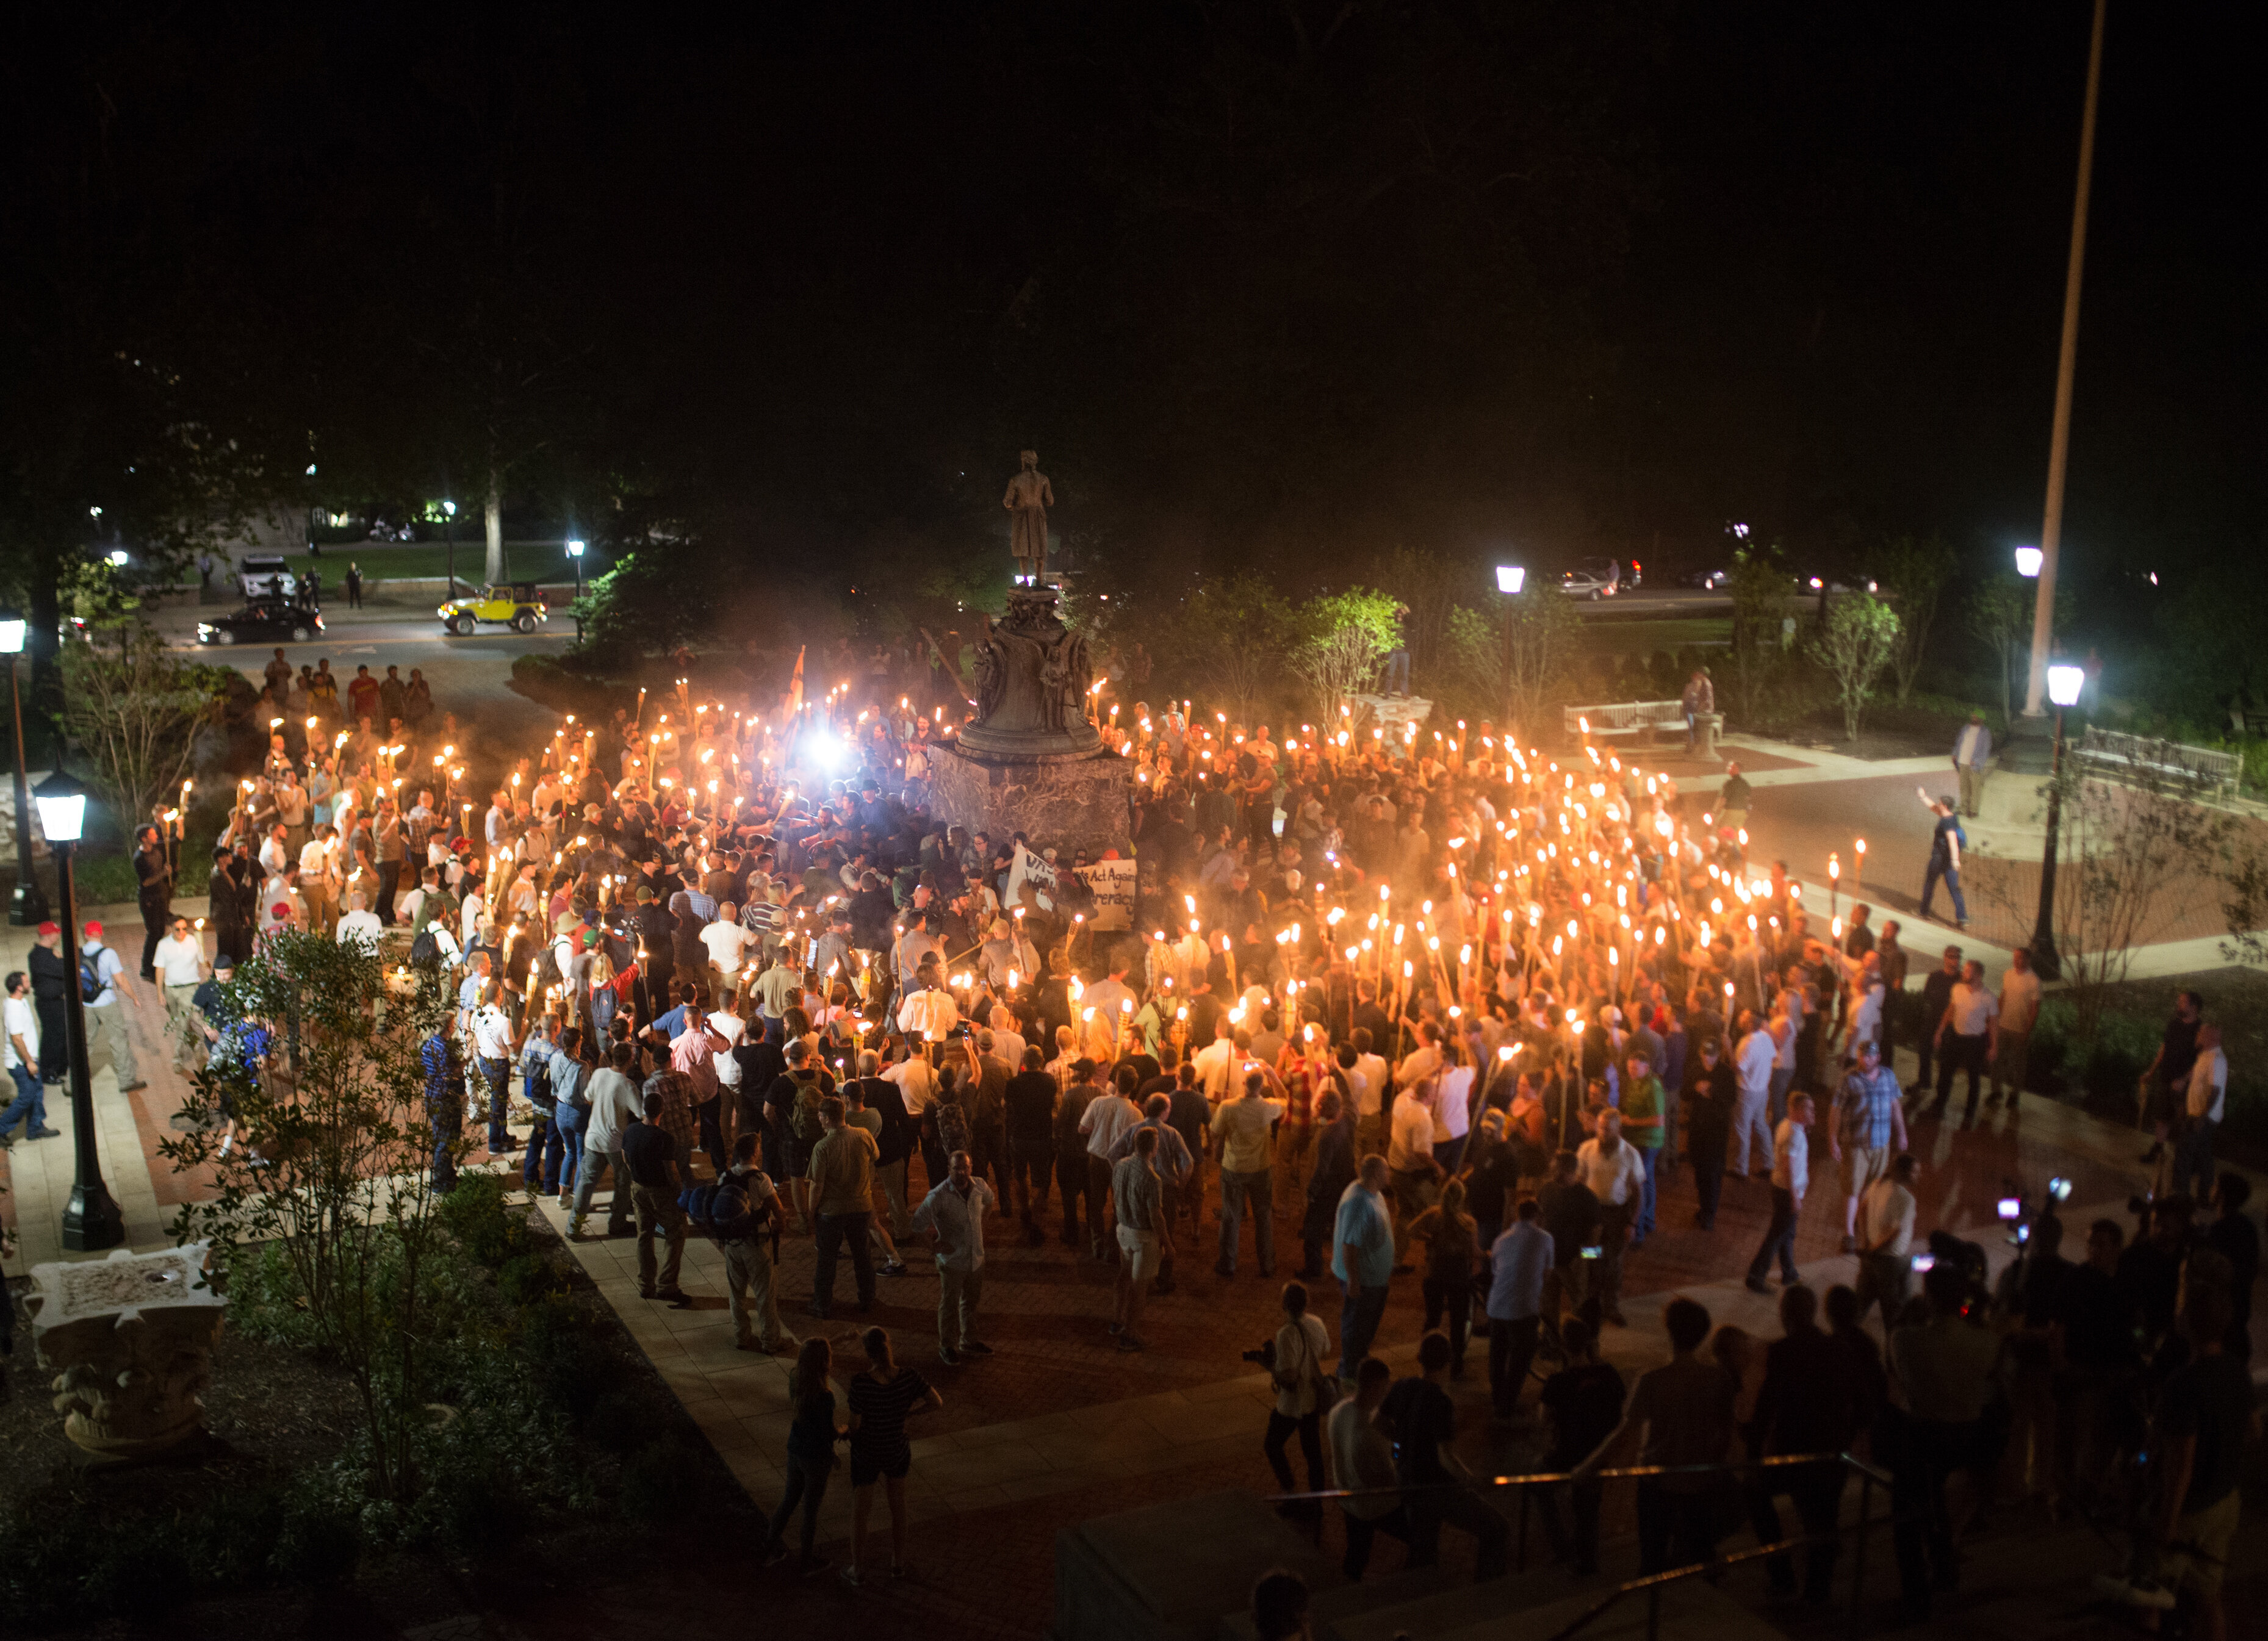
1072 859 1136 930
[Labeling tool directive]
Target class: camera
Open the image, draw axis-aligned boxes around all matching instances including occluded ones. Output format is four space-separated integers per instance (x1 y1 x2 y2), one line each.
2047 1176 2073 1204
1240 1340 1278 1369
1910 1253 1936 1274
1995 1197 2023 1223
1579 1244 1602 1261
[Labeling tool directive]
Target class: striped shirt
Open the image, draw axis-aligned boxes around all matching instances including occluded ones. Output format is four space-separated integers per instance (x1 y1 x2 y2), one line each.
847 1368 932 1460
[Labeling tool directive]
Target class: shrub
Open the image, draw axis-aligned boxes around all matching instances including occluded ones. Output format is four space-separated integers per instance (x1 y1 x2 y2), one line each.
437 1171 530 1266
2028 999 2163 1119
618 1437 699 1524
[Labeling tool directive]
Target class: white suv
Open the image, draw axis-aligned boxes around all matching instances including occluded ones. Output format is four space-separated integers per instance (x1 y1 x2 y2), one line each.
1558 558 1621 600
239 554 298 601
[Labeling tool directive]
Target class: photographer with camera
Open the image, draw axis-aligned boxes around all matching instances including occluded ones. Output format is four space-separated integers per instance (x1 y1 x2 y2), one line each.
1255 1280 1334 1509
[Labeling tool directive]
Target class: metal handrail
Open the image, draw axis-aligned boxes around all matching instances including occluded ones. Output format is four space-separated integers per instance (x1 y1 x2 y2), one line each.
1272 1450 1906 1636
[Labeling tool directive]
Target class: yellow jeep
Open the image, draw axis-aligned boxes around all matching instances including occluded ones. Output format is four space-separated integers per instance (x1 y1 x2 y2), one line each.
439 581 547 636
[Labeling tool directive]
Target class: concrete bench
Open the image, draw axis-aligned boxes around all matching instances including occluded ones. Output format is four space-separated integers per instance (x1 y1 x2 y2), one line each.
2073 728 2239 798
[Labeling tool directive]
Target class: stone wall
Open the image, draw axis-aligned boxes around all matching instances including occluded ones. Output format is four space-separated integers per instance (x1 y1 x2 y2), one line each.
927 743 1134 860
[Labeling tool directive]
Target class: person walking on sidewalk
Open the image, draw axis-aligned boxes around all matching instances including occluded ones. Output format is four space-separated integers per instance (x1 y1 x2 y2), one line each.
1916 792 1968 930
2 971 59 1146
719 1132 793 1354
840 1326 942 1589
1990 947 2041 1108
910 1147 996 1365
621 1086 689 1304
1951 713 1993 817
79 922 146 1093
1745 1093 1813 1292
1926 960 1997 1126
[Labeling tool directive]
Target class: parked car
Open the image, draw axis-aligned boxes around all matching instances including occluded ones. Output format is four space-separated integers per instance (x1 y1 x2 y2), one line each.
1622 559 1644 592
238 554 298 601
1683 567 1732 590
197 601 325 646
438 581 548 635
1796 570 1880 594
1558 558 1621 600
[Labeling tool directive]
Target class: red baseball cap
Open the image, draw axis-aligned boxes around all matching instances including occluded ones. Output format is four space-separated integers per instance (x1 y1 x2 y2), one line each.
82 920 103 937
37 921 59 936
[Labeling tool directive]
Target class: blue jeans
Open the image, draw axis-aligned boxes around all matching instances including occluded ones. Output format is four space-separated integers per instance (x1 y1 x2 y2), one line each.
1635 1144 1661 1238
1217 1166 1275 1275
1339 1282 1391 1380
522 1110 554 1187
1383 650 1410 694
1919 858 1967 924
550 1101 588 1198
2173 1117 2217 1203
2 1062 46 1135
1768 1066 1793 1127
574 1142 633 1234
478 1056 511 1150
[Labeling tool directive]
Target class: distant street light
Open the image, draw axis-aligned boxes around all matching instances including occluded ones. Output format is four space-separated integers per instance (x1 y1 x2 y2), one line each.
566 539 586 639
2014 546 2043 578
442 498 458 595
1494 565 1527 733
34 767 124 1251
2030 661 2089 980
1495 565 1526 595
106 549 128 568
1 611 48 925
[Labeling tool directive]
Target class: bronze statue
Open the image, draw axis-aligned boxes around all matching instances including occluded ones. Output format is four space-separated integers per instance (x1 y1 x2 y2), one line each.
1004 450 1053 582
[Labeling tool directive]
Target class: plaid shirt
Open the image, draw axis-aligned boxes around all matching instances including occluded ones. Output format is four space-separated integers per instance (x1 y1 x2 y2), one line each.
643 1068 697 1152
1838 1063 1903 1152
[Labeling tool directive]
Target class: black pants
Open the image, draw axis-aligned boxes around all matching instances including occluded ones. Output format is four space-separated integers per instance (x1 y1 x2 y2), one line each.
695 1095 726 1174
1691 1132 1726 1228
375 859 401 924
1342 1504 1413 1581
1636 1478 1723 1574
140 908 168 981
1488 1315 1541 1418
1893 1415 1979 1612
1263 1410 1325 1494
1748 1185 1799 1283
768 1449 830 1564
1056 1147 1089 1244
1422 1276 1472 1368
1930 1033 1988 1121
1538 1477 1605 1575
1748 1463 1846 1601
1408 1479 1510 1579
36 1001 67 1083
813 1210 874 1316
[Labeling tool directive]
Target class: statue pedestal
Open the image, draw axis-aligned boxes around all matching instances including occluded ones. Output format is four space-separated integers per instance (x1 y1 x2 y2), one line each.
927 743 1134 861
27 1243 226 1465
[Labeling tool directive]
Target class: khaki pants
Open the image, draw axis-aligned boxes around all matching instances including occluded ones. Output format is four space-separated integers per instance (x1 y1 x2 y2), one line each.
631 1183 687 1294
938 1260 983 1352
724 1237 788 1349
1957 764 1986 816
1992 1030 2030 1099
88 1004 141 1088
164 983 201 1068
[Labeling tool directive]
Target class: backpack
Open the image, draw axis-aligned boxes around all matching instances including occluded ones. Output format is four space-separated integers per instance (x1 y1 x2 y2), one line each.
791 1077 826 1144
79 952 105 1004
409 927 444 968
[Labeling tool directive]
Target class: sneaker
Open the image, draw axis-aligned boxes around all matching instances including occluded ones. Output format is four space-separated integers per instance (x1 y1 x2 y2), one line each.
1745 1275 1771 1294
120 1080 148 1093
761 1541 790 1568
1213 1261 1234 1279
938 1347 962 1366
882 1260 910 1276
736 1337 763 1352
840 1565 863 1590
657 1288 691 1305
960 1339 993 1356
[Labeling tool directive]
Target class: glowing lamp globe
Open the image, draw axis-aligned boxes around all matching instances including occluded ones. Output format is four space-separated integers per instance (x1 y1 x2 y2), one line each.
2047 664 2085 708
1496 565 1525 594
34 767 88 843
2014 546 2043 578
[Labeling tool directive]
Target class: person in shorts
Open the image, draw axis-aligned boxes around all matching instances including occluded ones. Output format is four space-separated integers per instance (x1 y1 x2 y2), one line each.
1111 1126 1170 1352
842 1326 941 1588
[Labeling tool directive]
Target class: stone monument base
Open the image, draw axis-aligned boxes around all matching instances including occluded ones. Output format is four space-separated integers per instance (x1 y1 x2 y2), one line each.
927 742 1134 860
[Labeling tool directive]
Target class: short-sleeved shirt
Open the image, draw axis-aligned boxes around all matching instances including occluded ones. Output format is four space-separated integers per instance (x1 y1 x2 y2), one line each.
1112 1153 1163 1233
1626 1357 1737 1492
1211 1093 1284 1174
848 1368 932 1460
1944 982 1996 1038
1004 1069 1057 1149
2157 1352 2256 1514
1540 1360 1627 1470
1838 1064 1904 1152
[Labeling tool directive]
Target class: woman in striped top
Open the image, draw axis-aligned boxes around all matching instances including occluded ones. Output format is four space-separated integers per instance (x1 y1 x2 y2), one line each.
842 1326 943 1587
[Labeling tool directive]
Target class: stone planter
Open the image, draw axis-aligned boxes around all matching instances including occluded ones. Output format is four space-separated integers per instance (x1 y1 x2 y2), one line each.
26 1243 226 1465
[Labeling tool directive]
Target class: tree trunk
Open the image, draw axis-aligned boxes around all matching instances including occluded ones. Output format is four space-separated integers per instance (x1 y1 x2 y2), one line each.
484 473 505 586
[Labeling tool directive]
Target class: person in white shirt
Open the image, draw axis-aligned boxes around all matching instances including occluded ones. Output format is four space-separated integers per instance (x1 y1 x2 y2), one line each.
1927 959 1998 1126
1386 1082 1443 1237
298 827 337 935
895 968 959 1044
1394 1021 1443 1091
79 922 145 1091
708 995 748 1102
1574 1111 1647 1327
570 1039 646 1238
1989 947 2042 1109
1730 1014 1779 1177
987 1005 1028 1076
151 915 209 1070
1192 1021 1240 1102
2 969 55 1143
882 1047 940 1116
335 892 384 953
699 908 754 999
1851 1152 1918 1324
1353 1035 1391 1152
1744 1092 1814 1291
1078 1072 1146 1259
2174 1023 2228 1202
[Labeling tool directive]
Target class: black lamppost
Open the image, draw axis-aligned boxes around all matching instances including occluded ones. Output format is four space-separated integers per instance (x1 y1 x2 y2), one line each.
442 498 458 595
2 611 49 927
566 538 586 640
2029 662 2087 982
35 767 126 1251
1495 564 1525 736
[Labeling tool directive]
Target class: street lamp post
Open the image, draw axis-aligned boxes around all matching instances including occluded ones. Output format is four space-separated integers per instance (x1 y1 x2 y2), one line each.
34 767 126 1251
1495 565 1525 735
2030 663 2087 981
1 612 49 926
442 500 458 596
566 539 586 640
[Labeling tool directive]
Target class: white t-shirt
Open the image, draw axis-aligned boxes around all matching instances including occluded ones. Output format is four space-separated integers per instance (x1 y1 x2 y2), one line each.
1576 1135 1647 1207
469 1005 514 1061
882 1055 939 1115
1431 1066 1474 1142
2188 1049 2228 1123
336 910 383 952
299 838 331 878
1859 1178 1917 1256
153 933 206 987
1945 983 1998 1038
3 993 38 1069
1354 1053 1390 1117
699 919 753 973
707 1010 747 1087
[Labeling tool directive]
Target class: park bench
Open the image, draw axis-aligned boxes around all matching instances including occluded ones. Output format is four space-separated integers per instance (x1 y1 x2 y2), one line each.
2072 727 2241 799
1564 700 1687 741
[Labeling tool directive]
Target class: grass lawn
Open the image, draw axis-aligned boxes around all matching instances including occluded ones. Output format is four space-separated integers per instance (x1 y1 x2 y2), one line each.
248 541 616 586
1573 616 1730 653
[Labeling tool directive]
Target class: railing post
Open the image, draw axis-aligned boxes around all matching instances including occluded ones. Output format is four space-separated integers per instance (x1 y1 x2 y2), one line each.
1517 1485 1531 1573
1646 1581 1661 1641
1848 1468 1872 1613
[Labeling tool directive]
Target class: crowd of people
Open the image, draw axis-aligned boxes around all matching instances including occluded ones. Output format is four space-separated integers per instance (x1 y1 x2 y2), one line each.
18 656 2258 1630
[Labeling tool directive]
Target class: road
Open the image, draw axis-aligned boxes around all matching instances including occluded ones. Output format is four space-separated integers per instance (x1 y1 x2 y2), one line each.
142 588 577 765
1568 586 1731 615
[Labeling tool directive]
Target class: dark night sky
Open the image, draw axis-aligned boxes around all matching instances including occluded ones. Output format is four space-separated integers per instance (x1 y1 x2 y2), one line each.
4 1 2260 626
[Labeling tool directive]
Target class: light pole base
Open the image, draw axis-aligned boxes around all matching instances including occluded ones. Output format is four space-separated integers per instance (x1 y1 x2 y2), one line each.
62 1180 128 1252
